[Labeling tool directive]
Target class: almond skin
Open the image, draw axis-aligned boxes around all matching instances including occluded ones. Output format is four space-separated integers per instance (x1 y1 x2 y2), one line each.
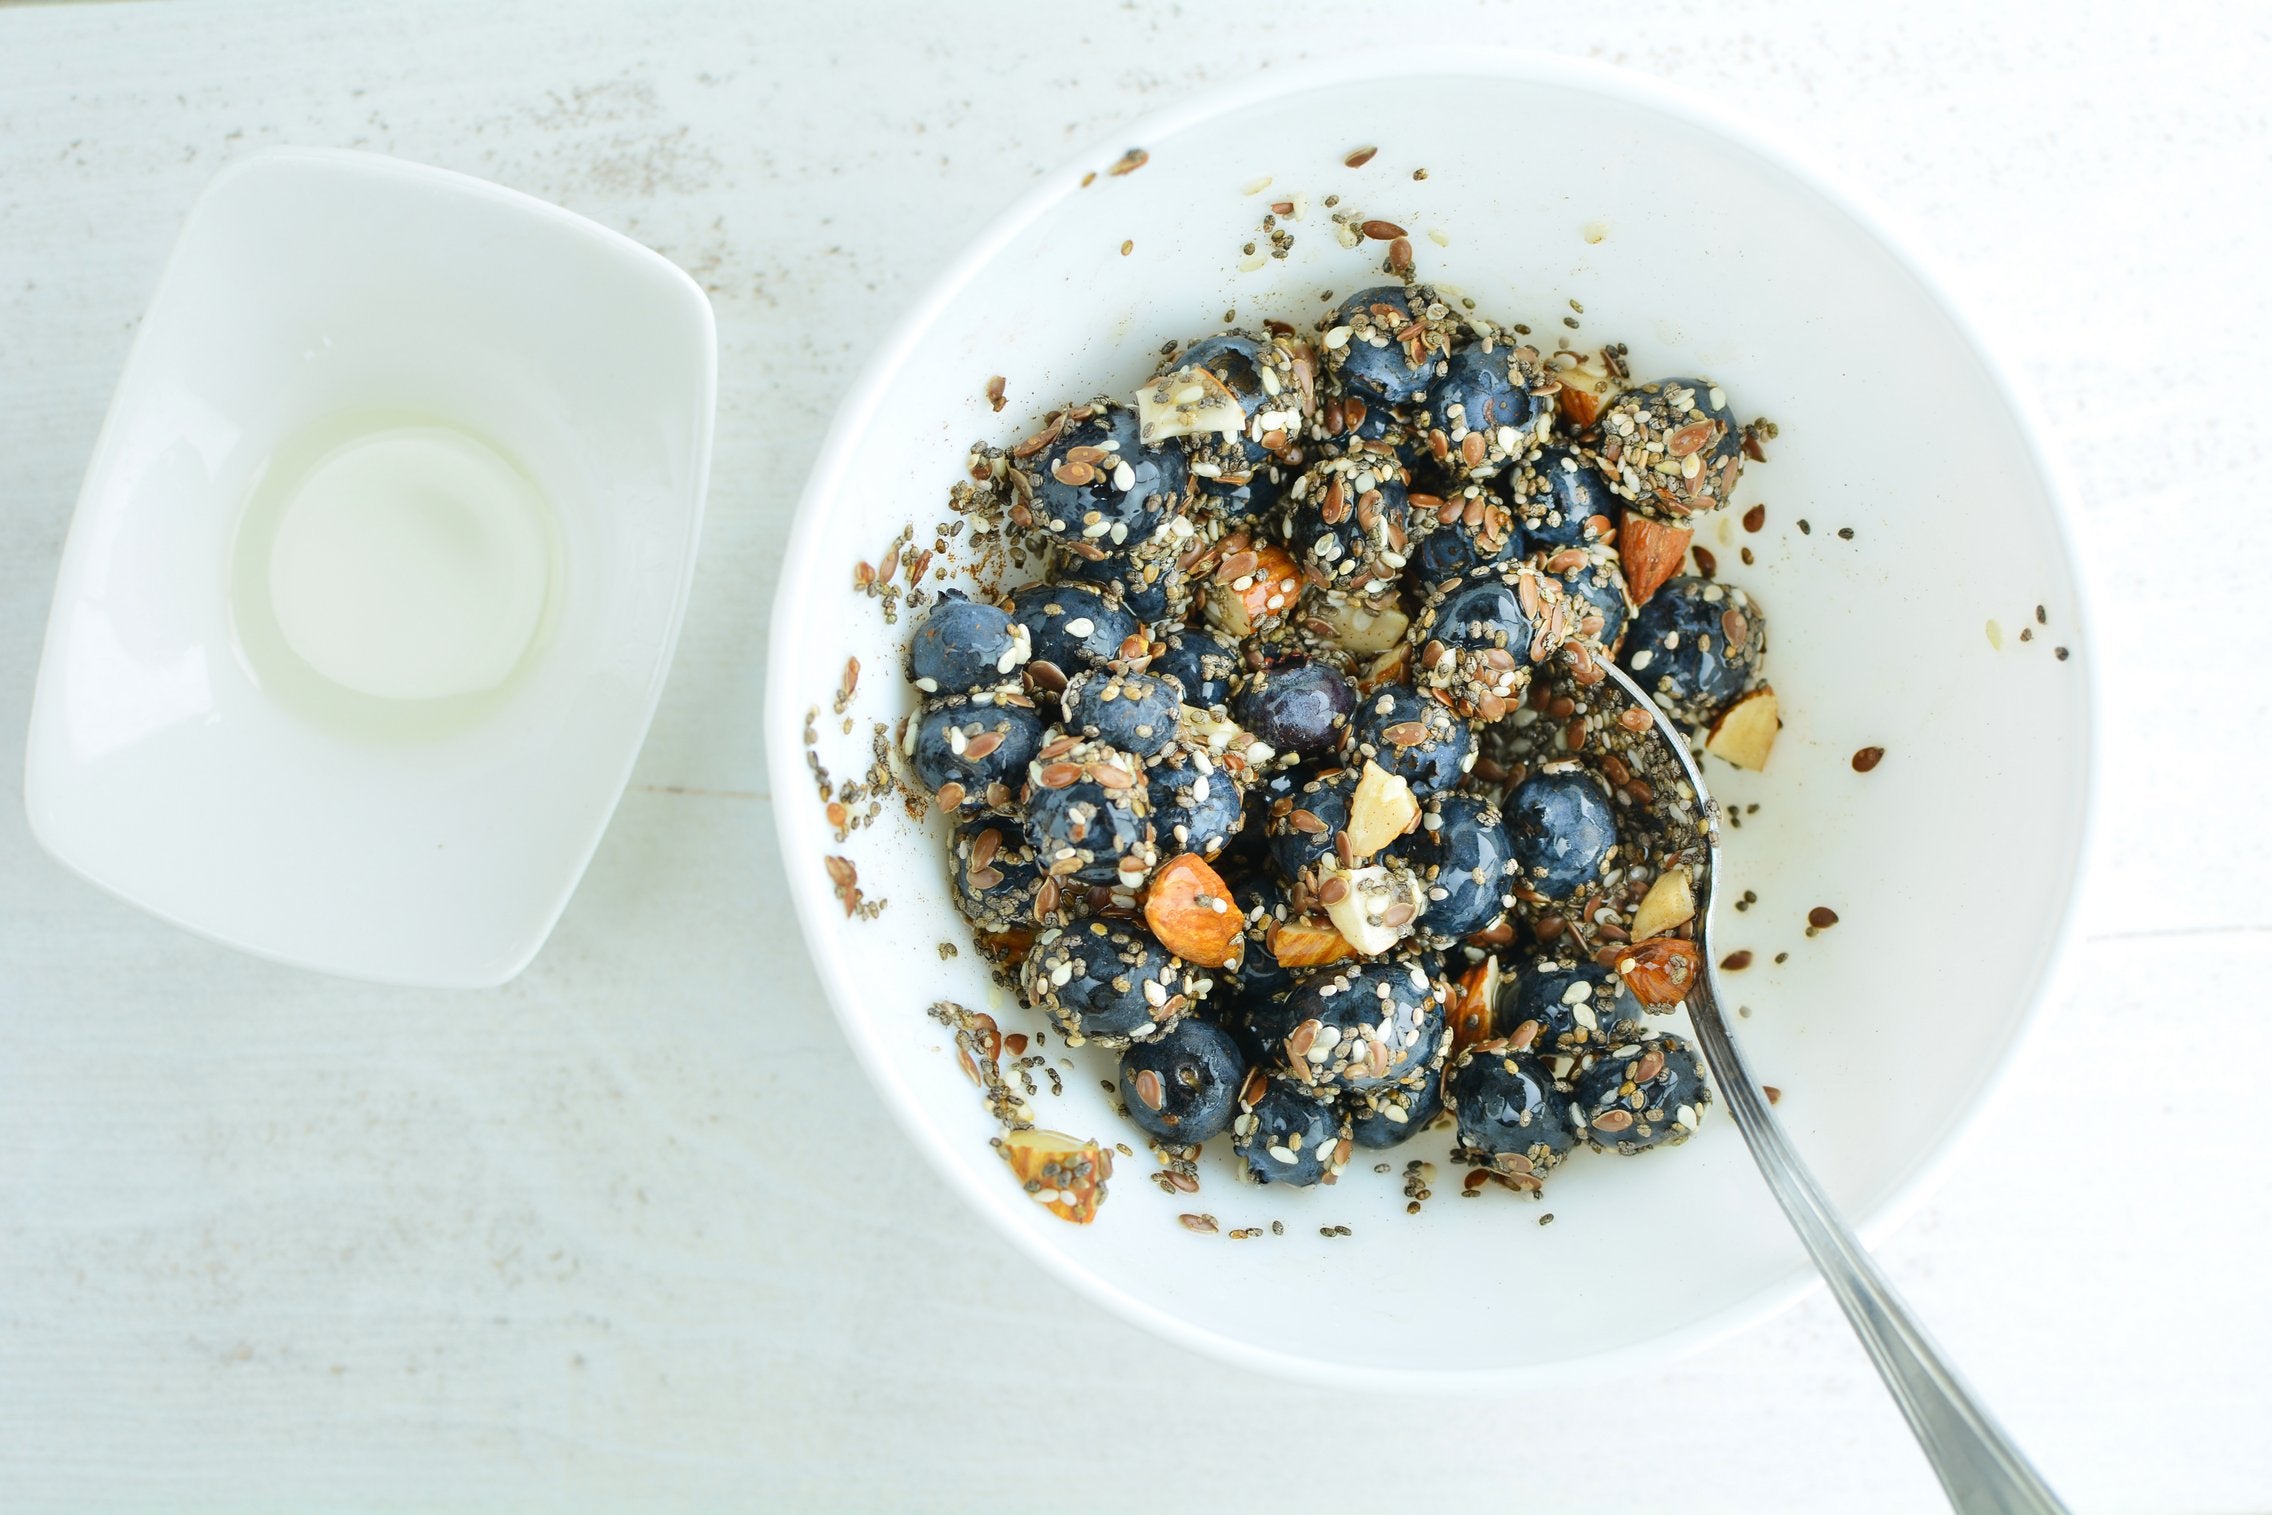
1611 938 1703 1007
1617 511 1694 610
1143 853 1245 968
1269 915 1357 968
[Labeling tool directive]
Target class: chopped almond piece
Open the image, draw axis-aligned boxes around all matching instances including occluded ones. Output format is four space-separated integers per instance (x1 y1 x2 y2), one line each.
1206 541 1303 637
1343 760 1420 861
999 1128 1113 1224
1630 867 1696 941
1618 511 1693 609
1269 915 1357 968
1143 853 1245 968
1704 685 1780 771
1611 938 1703 1006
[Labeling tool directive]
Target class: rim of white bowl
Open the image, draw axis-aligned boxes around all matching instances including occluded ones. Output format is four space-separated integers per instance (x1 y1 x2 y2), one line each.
766 49 2102 1391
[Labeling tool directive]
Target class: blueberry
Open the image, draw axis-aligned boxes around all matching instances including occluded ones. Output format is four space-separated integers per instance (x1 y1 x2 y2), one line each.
1546 547 1630 655
1147 743 1247 861
1618 575 1767 727
1054 538 1191 626
1004 581 1143 683
1233 657 1355 764
1231 1075 1350 1186
1344 1073 1445 1149
1410 562 1561 720
1443 1042 1578 1179
1504 765 1618 901
1327 286 1454 405
1263 767 1356 886
1404 791 1517 945
912 694 1046 812
1020 918 1210 1049
1118 1016 1246 1143
1150 625 1241 711
1285 451 1413 598
1511 446 1617 551
1406 480 1526 585
1165 332 1306 515
1260 957 1452 1096
1497 957 1647 1056
1589 377 1745 521
1348 681 1473 799
1061 667 1182 761
1023 742 1159 886
1572 1033 1711 1152
1222 872 1297 995
905 589 1031 696
1412 339 1552 477
948 813 1046 932
1016 401 1190 553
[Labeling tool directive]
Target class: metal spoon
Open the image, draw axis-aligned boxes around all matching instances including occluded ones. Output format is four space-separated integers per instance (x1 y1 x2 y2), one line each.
1518 654 2067 1514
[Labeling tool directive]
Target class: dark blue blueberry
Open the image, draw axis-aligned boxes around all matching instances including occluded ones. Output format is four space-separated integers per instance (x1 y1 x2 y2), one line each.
1511 446 1618 551
1504 766 1618 901
1344 1073 1445 1150
1054 538 1190 626
905 590 1030 696
1285 452 1413 597
1003 581 1143 681
1444 1043 1578 1178
1410 562 1557 719
1404 791 1517 945
1020 918 1210 1049
1231 1075 1349 1186
1406 481 1526 585
1210 980 1288 1067
1591 377 1745 520
1016 402 1189 553
1233 657 1355 765
1150 625 1241 711
1548 548 1629 655
1264 957 1451 1095
1023 745 1158 886
1264 767 1355 886
1618 576 1767 727
1413 340 1551 477
1222 873 1297 996
1348 682 1472 799
1061 667 1182 761
911 694 1046 812
1572 1033 1711 1152
1328 286 1452 405
1118 1016 1246 1143
948 813 1046 932
1166 333 1304 516
1147 744 1246 861
1497 957 1647 1056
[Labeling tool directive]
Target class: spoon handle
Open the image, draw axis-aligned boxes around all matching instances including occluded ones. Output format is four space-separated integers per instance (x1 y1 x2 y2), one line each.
1685 985 2068 1514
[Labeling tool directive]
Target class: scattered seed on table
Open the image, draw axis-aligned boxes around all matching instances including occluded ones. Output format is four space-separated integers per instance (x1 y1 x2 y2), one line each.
1852 746 1886 773
1538 1213 1555 1227
1774 952 1789 964
1837 527 1855 540
1808 906 1839 930
1763 1085 1782 1105
2035 604 2048 624
1796 518 1812 535
2055 646 2070 661
1344 145 1377 168
1721 949 1754 970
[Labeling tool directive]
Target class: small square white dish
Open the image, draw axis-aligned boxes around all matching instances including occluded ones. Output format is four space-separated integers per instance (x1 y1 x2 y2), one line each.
24 148 716 988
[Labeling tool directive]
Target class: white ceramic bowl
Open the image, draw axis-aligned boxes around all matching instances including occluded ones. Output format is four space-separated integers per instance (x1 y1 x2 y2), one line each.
25 148 715 988
768 55 2094 1388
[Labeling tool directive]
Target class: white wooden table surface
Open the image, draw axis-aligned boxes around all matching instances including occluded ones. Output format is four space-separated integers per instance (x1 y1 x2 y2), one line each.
3 2 2266 1510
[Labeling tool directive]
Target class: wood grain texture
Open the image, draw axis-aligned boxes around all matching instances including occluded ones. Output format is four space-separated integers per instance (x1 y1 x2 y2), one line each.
2 1 2266 1510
